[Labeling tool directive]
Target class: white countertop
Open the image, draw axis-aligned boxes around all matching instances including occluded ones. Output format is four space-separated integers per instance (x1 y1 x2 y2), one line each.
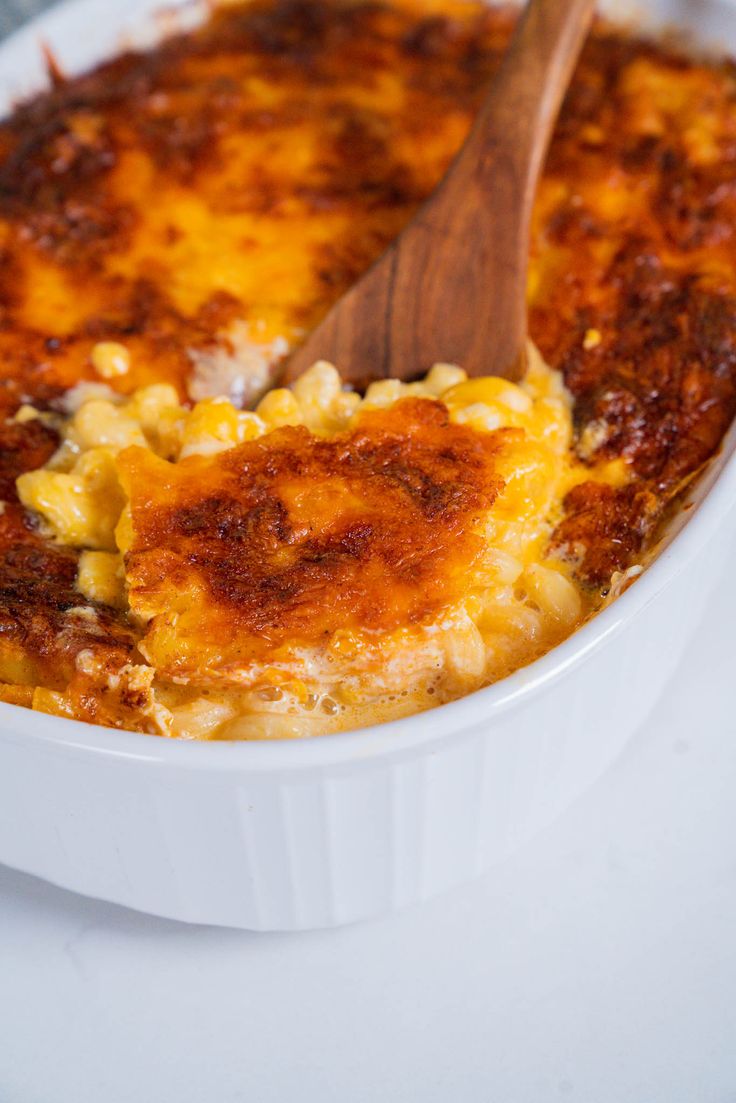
1 570 734 1102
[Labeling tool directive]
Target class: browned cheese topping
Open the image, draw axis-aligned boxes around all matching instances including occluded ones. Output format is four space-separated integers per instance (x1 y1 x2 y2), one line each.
118 398 511 681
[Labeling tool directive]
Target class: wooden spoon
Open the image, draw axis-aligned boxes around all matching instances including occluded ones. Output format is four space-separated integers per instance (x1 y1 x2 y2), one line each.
284 0 595 389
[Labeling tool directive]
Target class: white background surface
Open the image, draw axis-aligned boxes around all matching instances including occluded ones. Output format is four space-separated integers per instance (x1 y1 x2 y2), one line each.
1 571 735 1102
0 0 735 1098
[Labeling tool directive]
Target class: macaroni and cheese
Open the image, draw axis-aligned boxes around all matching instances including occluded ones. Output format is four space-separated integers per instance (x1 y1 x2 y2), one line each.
16 350 618 737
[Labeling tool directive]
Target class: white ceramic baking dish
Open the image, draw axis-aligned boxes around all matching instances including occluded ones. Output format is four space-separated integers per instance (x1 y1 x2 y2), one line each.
0 0 734 931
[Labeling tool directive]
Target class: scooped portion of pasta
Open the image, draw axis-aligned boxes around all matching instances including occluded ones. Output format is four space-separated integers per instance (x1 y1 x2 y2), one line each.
13 346 629 739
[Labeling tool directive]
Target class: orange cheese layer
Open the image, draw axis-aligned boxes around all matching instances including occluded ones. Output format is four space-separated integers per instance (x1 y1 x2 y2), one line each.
0 0 511 411
117 399 511 681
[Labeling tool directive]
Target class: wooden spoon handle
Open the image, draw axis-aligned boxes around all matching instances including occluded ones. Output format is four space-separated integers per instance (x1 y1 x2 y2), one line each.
467 0 597 197
284 0 596 388
399 0 597 382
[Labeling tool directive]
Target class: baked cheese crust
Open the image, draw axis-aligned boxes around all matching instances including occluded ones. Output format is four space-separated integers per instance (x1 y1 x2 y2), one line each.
118 400 510 676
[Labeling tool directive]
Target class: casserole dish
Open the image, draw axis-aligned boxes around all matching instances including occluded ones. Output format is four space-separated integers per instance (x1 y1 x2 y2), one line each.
0 0 734 930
